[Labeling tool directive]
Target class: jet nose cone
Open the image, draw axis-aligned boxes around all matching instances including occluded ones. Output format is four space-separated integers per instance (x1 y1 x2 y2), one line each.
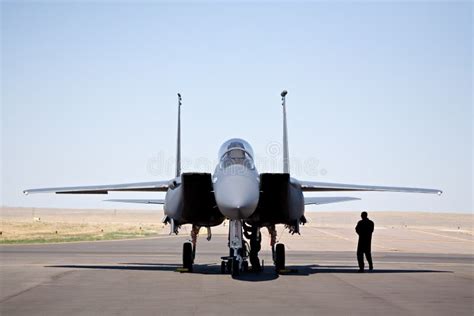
218 193 259 219
214 167 259 220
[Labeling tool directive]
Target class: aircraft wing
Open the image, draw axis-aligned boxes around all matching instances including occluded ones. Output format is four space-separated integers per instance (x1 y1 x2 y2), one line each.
104 199 166 204
304 196 360 205
23 181 170 195
300 181 442 195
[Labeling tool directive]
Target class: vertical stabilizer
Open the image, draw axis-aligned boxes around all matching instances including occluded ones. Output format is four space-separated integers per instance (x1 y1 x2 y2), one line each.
281 90 290 174
176 93 182 177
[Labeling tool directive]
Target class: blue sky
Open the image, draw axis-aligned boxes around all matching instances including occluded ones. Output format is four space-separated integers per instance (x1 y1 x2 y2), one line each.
2 1 472 213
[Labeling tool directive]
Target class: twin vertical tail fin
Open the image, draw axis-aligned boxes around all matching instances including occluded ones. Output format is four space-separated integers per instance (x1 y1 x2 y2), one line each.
176 93 182 178
281 90 290 174
176 91 288 176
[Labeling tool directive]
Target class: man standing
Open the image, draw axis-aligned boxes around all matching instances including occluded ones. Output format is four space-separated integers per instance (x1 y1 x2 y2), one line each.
243 223 262 272
355 211 374 272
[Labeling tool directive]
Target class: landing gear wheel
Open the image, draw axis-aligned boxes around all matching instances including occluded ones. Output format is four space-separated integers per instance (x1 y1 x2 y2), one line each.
182 242 193 272
231 258 240 277
275 243 285 273
220 261 226 274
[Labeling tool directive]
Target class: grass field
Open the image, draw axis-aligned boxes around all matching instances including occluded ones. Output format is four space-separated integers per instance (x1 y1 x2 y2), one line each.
0 221 163 244
0 207 166 244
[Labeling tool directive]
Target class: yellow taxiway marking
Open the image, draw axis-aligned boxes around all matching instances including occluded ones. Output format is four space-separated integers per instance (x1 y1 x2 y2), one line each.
2 261 472 268
0 235 181 247
409 229 474 242
311 227 391 250
1 262 178 267
74 254 176 257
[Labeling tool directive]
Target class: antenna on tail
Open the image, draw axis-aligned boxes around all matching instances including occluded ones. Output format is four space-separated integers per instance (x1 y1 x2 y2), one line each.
176 93 182 177
281 90 290 174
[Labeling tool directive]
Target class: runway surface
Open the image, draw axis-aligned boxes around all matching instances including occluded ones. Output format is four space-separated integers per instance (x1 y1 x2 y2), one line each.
1 232 473 315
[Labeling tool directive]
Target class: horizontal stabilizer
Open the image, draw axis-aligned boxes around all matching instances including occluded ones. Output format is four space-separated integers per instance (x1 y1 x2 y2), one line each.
304 196 360 205
300 181 442 195
23 180 170 195
104 199 165 205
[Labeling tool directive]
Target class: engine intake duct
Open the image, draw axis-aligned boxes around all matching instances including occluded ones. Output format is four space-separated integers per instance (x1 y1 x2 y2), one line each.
180 173 224 226
251 173 290 225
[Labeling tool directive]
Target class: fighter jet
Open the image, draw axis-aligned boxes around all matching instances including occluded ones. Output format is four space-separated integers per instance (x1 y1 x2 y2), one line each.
24 91 442 276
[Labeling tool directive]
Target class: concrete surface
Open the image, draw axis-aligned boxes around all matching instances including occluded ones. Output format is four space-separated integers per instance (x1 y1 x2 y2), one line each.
1 220 473 316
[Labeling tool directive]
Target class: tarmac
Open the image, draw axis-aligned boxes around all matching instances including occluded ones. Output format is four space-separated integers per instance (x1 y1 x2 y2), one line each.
1 222 473 315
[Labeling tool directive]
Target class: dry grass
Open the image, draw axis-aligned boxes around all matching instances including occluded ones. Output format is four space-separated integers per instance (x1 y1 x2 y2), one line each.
0 222 164 244
0 207 166 244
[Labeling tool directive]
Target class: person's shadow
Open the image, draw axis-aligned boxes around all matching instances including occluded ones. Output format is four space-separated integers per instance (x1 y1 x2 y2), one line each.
47 263 450 282
281 264 451 275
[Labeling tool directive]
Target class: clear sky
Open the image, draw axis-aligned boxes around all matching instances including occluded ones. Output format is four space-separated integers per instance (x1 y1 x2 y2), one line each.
1 1 472 213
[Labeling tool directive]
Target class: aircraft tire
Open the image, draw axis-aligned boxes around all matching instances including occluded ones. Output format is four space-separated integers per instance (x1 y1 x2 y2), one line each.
182 242 193 272
275 243 285 272
231 258 240 277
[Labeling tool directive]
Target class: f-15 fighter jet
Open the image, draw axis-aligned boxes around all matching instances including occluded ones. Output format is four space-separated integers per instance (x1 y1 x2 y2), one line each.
24 91 442 276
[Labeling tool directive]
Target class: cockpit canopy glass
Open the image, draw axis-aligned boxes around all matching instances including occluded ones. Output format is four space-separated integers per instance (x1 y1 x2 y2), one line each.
218 138 255 169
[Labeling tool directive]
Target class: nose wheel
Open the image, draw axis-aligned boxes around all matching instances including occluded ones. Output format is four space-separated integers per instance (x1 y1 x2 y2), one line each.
220 256 249 276
220 219 249 276
231 257 240 276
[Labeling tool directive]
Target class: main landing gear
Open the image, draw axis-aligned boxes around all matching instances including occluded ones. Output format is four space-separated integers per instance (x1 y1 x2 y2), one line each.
181 224 212 272
182 242 194 272
268 225 286 273
274 243 285 272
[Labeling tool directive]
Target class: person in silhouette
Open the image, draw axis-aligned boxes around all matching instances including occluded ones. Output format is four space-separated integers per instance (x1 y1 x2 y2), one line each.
243 223 262 272
248 229 262 272
355 211 374 272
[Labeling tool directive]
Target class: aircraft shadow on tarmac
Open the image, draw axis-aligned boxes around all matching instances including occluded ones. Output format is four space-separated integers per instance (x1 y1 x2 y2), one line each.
47 263 451 282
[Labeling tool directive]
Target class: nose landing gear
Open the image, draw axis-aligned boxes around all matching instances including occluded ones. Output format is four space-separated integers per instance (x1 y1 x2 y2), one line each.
220 219 249 276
